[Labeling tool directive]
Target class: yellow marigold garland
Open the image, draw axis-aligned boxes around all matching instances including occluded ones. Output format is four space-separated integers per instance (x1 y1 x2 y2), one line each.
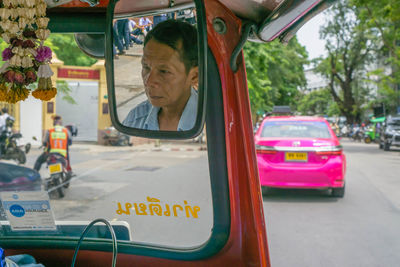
0 83 8 102
0 0 55 103
32 76 56 100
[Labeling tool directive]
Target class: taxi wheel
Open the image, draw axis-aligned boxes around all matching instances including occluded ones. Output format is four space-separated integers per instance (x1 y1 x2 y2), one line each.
384 142 390 151
331 185 345 198
379 142 383 149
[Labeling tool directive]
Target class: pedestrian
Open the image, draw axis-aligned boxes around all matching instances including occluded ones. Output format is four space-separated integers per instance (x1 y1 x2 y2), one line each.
128 18 143 45
138 17 153 35
184 8 196 24
0 107 10 133
117 19 130 51
113 20 124 58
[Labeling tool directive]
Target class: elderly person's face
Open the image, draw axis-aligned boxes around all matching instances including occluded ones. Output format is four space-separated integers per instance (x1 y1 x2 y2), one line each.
141 39 198 110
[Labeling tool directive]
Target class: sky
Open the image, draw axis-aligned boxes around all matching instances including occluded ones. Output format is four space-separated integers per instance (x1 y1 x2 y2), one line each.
296 12 328 60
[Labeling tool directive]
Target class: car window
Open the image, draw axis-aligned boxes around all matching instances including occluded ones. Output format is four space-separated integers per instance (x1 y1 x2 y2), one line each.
0 28 213 249
261 121 332 138
388 119 400 127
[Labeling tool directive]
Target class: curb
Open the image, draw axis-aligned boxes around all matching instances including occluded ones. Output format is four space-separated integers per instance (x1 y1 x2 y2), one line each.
151 147 207 152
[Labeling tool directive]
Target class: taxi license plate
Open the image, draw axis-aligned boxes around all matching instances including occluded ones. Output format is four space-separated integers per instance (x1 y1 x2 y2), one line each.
285 152 308 162
49 163 62 174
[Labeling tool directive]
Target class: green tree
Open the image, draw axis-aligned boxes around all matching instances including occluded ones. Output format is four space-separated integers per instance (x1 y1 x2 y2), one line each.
45 34 97 66
297 88 340 116
314 0 377 124
351 0 400 114
244 37 308 121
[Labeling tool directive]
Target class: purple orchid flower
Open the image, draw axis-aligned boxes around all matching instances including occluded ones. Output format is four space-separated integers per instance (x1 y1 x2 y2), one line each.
2 48 13 61
35 46 52 62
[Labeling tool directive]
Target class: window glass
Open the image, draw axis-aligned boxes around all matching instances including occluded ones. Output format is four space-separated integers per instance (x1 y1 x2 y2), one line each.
0 8 213 249
261 121 332 138
388 119 400 127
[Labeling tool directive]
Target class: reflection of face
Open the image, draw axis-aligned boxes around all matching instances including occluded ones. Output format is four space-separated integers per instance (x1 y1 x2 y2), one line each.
141 39 197 111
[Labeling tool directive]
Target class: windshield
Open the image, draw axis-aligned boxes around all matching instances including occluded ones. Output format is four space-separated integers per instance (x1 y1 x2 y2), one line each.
0 13 214 249
260 120 332 138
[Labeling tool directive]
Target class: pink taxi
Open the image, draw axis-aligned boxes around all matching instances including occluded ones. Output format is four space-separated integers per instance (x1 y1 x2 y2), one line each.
254 116 346 197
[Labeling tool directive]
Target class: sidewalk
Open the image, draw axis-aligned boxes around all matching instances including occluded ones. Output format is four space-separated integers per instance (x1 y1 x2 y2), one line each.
66 140 207 154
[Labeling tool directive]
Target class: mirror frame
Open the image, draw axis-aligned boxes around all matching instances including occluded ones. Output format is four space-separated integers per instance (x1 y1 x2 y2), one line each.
257 0 323 42
106 0 207 139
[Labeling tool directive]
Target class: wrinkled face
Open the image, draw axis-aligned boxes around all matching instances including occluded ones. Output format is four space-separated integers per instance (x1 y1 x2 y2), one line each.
141 39 198 109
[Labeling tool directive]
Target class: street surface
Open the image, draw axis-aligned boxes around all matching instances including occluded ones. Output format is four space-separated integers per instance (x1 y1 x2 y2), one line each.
264 139 400 267
23 139 400 266
26 140 213 248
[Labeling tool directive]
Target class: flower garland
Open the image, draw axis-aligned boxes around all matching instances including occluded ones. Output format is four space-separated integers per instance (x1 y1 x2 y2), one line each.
0 0 55 104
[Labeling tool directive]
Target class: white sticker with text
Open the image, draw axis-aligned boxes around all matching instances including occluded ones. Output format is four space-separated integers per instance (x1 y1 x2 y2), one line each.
0 191 56 231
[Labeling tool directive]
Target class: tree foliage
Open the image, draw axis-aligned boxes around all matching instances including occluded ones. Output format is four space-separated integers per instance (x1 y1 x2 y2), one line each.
351 0 400 114
297 88 340 116
314 1 377 123
45 34 97 66
244 37 308 120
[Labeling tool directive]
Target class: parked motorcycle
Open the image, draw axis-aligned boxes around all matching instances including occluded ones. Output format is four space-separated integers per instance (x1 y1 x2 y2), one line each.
350 125 364 142
44 152 71 198
0 117 30 164
103 126 132 146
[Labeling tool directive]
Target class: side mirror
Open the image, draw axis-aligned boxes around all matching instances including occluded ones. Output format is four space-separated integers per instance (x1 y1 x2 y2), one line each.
65 125 78 137
106 0 207 139
74 34 105 59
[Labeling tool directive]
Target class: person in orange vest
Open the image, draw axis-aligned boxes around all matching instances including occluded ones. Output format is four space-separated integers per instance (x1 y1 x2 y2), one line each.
34 115 72 174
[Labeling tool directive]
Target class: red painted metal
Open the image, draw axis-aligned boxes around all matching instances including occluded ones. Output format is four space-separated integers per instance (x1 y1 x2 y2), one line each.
58 0 109 8
204 0 270 265
114 0 192 16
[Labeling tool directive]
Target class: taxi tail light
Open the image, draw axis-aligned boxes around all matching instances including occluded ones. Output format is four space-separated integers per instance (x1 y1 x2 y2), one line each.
255 145 277 154
316 146 342 155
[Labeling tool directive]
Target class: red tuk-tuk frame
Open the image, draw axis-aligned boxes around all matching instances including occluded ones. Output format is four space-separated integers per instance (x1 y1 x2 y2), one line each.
1 0 332 265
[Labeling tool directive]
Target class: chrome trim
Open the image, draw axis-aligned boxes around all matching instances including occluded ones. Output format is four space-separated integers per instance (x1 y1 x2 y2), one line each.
256 145 342 152
255 145 275 150
275 145 342 152
114 3 195 19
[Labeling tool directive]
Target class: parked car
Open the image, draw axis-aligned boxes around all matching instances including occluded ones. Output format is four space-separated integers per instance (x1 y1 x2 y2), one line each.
0 162 42 192
0 162 42 220
254 116 346 197
379 115 400 151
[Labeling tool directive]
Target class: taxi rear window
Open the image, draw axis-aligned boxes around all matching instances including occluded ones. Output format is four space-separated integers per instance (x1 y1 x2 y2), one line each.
261 121 332 138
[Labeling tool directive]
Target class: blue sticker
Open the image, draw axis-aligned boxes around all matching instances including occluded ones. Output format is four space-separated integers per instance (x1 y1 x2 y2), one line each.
9 204 25 217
